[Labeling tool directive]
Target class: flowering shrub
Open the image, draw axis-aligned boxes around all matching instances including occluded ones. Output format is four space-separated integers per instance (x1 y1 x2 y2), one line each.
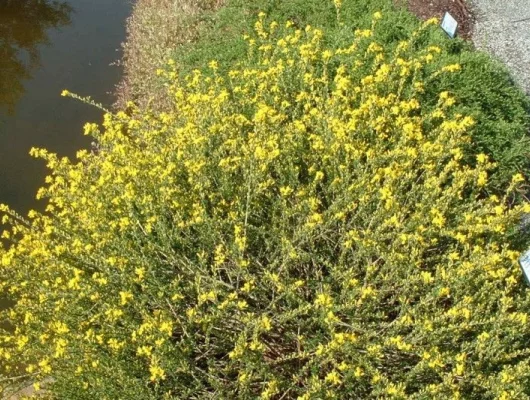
174 0 530 192
2 13 530 399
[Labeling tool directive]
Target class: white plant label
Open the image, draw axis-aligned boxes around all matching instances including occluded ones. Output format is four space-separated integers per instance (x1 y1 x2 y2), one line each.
441 12 458 38
519 249 530 285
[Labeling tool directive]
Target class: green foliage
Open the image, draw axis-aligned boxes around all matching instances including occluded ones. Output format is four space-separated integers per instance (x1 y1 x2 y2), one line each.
173 0 530 191
2 14 530 399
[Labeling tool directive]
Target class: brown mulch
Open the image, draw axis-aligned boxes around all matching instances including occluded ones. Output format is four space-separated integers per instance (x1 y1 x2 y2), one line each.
396 0 475 40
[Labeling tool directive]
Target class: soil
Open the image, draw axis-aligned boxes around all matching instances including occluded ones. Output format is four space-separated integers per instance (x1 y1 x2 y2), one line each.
397 0 475 40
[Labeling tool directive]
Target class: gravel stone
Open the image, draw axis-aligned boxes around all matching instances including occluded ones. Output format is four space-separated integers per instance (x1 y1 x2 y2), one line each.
471 0 530 94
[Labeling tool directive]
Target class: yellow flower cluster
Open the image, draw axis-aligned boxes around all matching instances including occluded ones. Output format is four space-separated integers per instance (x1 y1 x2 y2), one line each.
1 10 530 400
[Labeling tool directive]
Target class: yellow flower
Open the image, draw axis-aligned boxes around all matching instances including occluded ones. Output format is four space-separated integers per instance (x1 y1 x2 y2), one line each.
431 208 445 228
512 173 525 183
50 321 70 335
428 46 441 53
107 338 124 352
149 364 166 381
119 291 133 306
280 186 293 197
159 320 173 336
425 17 439 25
238 372 250 383
199 290 217 304
208 60 219 71
315 293 333 308
260 315 272 331
38 358 52 374
477 171 488 187
442 64 462 73
476 153 488 164
322 50 333 61
421 271 434 284
135 267 146 281
325 370 341 385
136 345 153 357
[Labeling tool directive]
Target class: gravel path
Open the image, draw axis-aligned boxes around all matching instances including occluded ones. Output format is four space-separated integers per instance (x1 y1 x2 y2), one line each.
471 0 530 94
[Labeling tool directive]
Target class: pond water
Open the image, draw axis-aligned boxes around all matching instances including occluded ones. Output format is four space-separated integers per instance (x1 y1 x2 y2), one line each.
0 0 132 215
0 0 132 319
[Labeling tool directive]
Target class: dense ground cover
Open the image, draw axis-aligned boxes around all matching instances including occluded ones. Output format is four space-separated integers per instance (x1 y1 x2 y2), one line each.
122 0 530 189
170 0 530 190
2 0 530 398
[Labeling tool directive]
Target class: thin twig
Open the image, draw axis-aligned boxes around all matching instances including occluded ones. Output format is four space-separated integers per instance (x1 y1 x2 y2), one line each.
513 17 530 23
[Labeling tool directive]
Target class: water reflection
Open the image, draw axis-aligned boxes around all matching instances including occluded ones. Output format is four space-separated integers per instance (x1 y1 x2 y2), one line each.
0 0 73 114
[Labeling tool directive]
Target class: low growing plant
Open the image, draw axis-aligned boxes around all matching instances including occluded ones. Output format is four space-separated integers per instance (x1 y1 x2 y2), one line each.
173 0 530 191
2 14 530 399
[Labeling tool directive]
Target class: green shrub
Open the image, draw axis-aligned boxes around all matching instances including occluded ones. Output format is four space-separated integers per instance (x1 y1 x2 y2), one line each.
173 0 530 191
2 13 530 400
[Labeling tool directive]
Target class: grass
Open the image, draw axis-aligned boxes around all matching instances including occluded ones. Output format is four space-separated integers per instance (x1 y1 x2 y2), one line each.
116 0 224 110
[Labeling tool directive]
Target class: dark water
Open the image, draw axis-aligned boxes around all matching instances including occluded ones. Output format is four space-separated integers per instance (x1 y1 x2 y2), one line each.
0 0 131 215
0 0 131 318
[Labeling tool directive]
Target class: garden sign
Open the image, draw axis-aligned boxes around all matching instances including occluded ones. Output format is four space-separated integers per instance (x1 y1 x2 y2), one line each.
441 12 458 38
519 249 530 286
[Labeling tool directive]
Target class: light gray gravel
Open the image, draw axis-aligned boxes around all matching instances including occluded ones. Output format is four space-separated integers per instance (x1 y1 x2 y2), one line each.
471 0 530 94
